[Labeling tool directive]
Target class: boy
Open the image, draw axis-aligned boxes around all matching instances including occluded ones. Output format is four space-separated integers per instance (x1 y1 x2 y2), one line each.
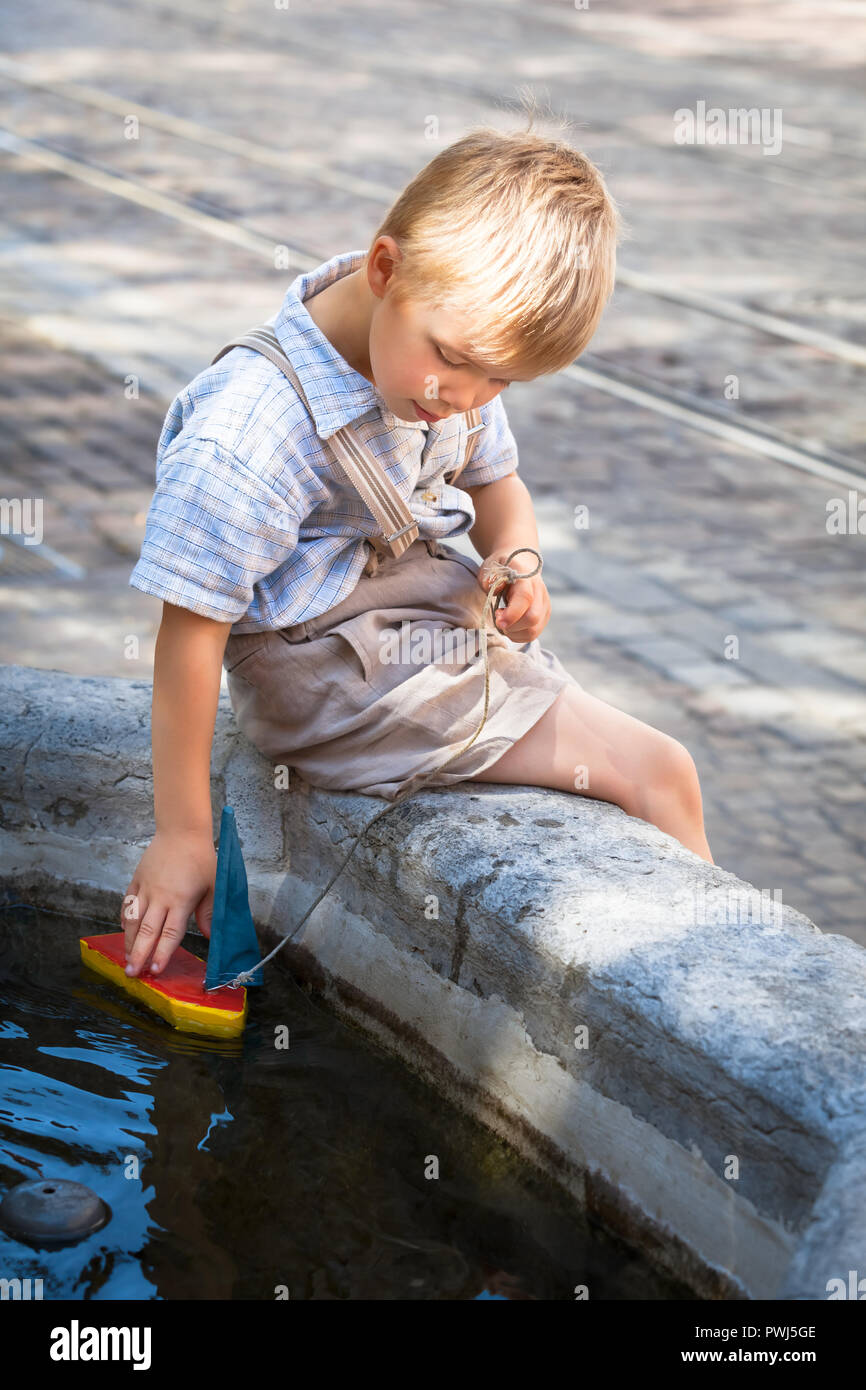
123 122 713 982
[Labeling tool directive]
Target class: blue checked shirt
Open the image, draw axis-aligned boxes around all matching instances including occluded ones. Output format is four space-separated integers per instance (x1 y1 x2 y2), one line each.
129 248 520 633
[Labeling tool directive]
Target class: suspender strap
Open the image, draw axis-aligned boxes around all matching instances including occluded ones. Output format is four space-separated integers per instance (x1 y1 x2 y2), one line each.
212 326 416 557
445 415 484 487
211 325 485 557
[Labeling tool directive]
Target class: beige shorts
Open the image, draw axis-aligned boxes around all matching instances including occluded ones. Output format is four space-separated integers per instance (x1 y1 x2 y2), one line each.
223 537 581 801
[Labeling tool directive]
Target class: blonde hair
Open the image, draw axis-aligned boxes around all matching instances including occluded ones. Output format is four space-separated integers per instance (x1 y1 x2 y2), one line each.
369 100 625 378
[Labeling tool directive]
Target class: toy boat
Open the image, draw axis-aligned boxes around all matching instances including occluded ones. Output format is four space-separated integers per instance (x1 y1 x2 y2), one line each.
79 806 262 1039
78 932 247 1038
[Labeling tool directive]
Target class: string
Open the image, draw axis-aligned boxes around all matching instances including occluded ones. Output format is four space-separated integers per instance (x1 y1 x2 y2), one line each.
206 547 542 992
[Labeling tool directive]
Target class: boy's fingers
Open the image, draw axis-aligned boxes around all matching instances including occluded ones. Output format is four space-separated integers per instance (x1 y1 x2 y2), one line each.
488 577 515 614
121 886 140 923
195 886 215 941
148 909 190 975
125 907 166 977
478 556 511 592
496 579 549 631
500 599 546 639
122 890 145 957
495 592 531 629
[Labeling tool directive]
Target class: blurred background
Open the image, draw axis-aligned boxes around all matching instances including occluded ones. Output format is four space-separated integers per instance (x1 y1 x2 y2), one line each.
0 0 863 941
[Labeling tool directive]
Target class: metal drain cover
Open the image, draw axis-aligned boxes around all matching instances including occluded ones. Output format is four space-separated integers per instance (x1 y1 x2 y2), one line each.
0 1179 111 1244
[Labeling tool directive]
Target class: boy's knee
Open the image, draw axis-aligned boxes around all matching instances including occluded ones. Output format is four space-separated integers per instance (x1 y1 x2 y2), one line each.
647 733 700 801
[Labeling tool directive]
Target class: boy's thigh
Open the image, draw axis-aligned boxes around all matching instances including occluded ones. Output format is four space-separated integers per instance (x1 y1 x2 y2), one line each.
468 680 682 809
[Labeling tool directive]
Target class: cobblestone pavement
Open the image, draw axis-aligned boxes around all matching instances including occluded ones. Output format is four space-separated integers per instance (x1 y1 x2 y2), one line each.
0 0 863 943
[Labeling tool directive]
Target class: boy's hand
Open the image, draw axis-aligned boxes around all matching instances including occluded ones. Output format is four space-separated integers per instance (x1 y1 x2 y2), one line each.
477 548 550 644
121 829 217 979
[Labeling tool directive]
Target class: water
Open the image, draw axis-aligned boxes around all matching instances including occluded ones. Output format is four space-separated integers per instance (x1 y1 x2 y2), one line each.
0 896 693 1300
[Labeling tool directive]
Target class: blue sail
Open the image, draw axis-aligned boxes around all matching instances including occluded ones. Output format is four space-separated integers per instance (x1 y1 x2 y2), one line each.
204 806 263 989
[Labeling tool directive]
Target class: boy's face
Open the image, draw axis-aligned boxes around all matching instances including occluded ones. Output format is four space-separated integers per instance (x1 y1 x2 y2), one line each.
368 284 519 426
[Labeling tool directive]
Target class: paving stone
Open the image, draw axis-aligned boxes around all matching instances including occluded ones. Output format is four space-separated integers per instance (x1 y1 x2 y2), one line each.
822 899 866 925
824 783 866 805
659 605 748 654
659 660 751 690
571 608 662 642
720 597 805 630
804 872 861 897
813 648 866 684
543 550 683 613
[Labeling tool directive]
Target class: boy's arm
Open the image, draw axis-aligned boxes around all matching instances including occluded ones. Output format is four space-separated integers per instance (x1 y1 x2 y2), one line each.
152 603 232 836
122 602 233 978
465 472 540 560
459 394 537 562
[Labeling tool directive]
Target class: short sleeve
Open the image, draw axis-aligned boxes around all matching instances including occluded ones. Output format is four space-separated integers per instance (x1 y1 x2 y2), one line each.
128 436 304 622
457 392 519 489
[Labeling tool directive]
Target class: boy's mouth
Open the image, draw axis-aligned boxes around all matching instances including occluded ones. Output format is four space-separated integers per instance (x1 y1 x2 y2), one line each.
412 400 445 423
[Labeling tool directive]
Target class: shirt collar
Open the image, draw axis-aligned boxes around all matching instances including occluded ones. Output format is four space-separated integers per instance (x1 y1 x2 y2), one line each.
271 248 423 441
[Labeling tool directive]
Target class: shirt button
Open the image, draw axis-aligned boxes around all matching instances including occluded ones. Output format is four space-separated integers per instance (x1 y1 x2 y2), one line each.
422 490 437 502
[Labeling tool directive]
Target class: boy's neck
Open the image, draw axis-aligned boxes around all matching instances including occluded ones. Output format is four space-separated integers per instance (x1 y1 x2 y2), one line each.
304 269 375 385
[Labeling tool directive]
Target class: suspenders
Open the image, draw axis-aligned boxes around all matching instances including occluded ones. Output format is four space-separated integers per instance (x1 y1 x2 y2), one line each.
210 324 485 562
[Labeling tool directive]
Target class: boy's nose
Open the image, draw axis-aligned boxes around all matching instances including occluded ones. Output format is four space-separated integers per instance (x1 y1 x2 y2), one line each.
440 389 481 415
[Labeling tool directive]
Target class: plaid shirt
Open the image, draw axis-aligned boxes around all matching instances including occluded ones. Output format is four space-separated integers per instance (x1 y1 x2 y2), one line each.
129 248 520 633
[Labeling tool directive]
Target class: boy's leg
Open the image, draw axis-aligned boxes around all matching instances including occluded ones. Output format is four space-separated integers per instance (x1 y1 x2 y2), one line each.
468 684 714 863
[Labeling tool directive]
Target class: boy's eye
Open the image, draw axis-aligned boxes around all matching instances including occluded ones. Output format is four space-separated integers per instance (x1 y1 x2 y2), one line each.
434 341 510 388
434 343 459 368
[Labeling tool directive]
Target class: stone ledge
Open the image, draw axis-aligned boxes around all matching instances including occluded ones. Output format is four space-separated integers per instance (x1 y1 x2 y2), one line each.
1 661 864 1300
